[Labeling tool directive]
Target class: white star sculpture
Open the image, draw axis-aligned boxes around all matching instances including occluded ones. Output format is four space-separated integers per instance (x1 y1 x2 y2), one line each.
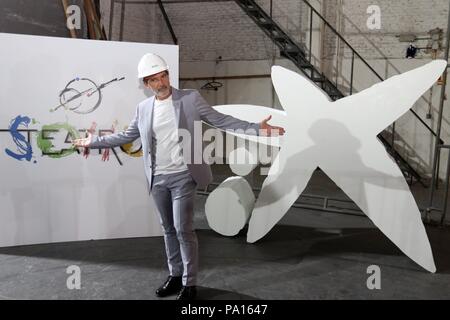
213 60 446 273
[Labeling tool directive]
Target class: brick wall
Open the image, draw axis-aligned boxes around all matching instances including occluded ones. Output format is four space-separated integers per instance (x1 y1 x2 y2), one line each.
100 0 278 61
100 0 448 61
339 0 448 60
99 0 450 178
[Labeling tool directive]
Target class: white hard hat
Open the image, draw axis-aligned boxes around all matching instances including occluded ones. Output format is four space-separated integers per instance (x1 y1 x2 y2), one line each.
137 53 169 79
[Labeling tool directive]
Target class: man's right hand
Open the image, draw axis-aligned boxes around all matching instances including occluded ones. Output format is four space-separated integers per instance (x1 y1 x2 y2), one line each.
72 131 93 148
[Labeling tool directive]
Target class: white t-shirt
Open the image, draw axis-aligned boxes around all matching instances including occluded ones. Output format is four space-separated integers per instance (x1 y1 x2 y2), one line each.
151 95 188 175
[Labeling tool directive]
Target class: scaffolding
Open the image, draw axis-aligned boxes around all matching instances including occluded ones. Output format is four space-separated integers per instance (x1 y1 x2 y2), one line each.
426 0 450 226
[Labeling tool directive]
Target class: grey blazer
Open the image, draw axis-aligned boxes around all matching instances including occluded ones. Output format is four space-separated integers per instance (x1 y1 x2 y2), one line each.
89 87 260 193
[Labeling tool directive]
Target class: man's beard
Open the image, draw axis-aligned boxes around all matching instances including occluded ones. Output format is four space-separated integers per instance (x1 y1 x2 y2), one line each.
153 86 170 98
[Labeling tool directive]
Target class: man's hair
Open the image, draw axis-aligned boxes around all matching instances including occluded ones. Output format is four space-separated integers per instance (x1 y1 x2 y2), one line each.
143 70 169 84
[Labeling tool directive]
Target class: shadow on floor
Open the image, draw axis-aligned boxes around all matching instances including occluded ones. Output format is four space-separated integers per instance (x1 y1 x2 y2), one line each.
2 224 447 273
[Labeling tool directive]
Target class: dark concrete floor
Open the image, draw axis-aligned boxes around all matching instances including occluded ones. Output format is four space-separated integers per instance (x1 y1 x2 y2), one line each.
1 167 449 300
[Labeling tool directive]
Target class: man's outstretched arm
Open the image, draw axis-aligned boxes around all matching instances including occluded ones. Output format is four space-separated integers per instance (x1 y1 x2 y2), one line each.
72 105 141 149
194 91 285 136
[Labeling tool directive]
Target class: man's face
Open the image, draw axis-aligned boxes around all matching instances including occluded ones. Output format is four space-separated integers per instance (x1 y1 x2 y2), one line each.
144 71 171 99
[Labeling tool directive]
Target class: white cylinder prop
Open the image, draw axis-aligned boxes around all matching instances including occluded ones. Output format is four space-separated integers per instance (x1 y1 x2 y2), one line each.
205 176 255 236
229 146 258 176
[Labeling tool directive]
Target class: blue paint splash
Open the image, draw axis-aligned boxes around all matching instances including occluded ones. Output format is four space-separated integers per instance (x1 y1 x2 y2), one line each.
5 115 33 162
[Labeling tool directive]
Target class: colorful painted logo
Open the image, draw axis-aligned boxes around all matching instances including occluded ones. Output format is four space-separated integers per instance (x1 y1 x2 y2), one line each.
1 76 141 164
1 116 142 165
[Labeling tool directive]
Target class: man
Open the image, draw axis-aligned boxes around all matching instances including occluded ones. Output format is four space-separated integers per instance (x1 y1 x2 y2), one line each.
72 53 284 300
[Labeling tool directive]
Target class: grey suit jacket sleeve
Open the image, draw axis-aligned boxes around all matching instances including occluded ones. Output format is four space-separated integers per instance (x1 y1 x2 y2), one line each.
194 91 260 135
89 105 141 149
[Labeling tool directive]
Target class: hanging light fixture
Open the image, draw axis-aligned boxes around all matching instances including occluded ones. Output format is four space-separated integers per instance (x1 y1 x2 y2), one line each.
406 44 418 58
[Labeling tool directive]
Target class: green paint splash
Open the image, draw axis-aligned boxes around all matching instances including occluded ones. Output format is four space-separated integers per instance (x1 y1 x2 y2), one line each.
36 123 80 159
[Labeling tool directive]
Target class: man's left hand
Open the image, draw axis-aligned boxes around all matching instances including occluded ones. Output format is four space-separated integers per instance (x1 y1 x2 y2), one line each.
259 115 285 136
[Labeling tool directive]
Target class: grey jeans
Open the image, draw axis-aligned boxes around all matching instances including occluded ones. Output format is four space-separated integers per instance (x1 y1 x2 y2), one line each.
151 170 198 286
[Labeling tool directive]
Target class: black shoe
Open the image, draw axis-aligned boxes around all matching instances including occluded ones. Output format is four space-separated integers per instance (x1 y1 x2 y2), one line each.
155 276 183 297
176 286 197 300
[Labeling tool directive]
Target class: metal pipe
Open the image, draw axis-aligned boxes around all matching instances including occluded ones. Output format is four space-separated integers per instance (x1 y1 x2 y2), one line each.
113 0 234 3
436 153 441 189
349 51 354 95
409 109 442 141
157 0 178 44
83 0 98 39
428 0 450 215
441 149 450 225
119 0 125 41
309 7 313 63
335 33 339 87
391 121 396 148
180 74 270 81
108 0 114 40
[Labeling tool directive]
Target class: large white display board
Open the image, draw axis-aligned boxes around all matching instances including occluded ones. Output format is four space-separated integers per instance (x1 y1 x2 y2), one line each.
0 33 179 247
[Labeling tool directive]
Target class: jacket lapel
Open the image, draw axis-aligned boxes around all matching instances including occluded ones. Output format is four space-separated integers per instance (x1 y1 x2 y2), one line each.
171 87 183 129
145 95 155 151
